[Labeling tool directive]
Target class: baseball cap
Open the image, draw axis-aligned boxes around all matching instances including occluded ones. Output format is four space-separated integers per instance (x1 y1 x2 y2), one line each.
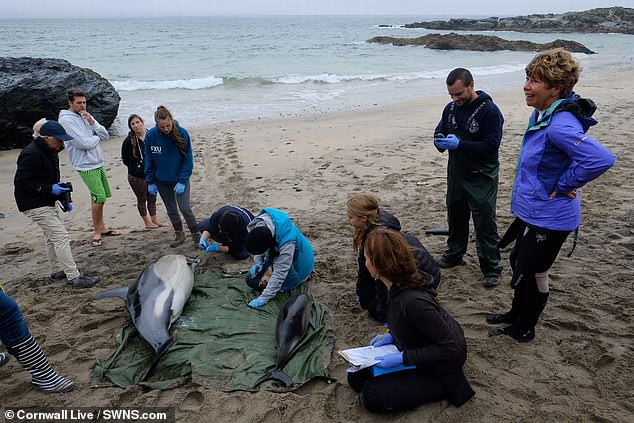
40 121 73 141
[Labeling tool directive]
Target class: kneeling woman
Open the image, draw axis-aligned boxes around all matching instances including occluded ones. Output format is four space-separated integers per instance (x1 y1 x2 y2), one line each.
348 228 474 413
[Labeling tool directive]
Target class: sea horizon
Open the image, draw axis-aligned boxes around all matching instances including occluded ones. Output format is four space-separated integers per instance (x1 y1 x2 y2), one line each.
2 15 633 134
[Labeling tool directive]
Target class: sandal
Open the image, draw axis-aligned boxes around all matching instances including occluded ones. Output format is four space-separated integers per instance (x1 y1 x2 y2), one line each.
92 238 103 247
101 230 121 236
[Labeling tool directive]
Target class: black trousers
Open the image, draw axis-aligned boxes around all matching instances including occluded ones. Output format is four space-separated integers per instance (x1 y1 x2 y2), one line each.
347 368 446 414
508 220 570 327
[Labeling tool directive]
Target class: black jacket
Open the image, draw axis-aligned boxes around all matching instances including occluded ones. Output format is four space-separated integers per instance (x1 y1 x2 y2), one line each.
14 138 62 212
388 285 474 406
121 134 146 179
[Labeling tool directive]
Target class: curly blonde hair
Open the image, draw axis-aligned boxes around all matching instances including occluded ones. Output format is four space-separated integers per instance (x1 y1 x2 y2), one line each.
525 48 581 99
32 118 47 139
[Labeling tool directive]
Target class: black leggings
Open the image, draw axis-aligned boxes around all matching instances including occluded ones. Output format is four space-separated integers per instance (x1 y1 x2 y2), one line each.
347 367 446 413
127 174 157 217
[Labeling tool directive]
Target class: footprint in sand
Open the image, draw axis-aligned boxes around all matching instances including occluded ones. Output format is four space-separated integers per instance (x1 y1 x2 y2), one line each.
180 390 205 411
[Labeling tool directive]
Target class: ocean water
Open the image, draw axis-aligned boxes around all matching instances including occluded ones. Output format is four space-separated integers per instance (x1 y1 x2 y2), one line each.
1 15 633 133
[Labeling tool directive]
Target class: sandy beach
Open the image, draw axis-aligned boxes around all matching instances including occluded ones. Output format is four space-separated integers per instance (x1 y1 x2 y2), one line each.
0 68 632 422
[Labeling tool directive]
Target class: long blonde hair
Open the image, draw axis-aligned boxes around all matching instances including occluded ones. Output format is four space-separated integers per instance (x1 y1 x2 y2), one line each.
347 193 380 251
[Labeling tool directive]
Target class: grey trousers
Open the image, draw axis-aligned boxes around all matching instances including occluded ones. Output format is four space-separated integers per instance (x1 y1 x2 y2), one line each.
24 206 80 280
156 181 197 231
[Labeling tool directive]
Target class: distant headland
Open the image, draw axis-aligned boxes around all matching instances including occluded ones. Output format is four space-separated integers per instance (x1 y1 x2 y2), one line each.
399 7 634 35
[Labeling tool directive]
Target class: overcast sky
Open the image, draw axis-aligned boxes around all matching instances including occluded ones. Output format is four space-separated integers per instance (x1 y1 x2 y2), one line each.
3 0 632 18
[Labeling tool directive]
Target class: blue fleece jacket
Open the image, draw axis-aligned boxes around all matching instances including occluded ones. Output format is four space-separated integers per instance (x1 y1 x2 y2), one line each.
511 93 616 231
144 124 193 185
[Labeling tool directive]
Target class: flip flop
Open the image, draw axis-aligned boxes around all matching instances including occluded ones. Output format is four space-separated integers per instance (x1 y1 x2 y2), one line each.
92 238 103 247
101 230 121 237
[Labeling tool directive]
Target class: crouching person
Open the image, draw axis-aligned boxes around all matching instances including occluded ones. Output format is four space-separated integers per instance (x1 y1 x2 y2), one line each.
244 208 314 309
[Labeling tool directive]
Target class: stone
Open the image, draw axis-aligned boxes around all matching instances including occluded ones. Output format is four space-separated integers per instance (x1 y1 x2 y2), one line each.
367 33 595 55
0 57 120 150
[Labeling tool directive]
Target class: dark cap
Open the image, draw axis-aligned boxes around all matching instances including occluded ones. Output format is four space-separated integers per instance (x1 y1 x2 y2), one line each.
246 226 274 255
40 121 73 141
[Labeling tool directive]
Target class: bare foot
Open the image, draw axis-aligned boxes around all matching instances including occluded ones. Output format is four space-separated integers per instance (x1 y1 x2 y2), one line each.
151 219 167 227
145 223 160 229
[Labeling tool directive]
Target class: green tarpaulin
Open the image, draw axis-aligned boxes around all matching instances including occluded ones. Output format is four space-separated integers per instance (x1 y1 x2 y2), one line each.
91 269 334 391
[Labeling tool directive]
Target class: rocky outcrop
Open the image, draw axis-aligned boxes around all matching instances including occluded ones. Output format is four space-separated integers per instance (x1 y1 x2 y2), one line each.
367 33 595 54
0 57 120 150
403 7 634 34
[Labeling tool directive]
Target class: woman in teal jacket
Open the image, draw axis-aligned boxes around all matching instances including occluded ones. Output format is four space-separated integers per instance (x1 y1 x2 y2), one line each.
487 49 615 342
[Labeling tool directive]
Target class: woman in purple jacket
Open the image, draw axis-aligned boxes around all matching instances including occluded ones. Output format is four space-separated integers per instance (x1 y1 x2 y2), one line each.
487 48 616 342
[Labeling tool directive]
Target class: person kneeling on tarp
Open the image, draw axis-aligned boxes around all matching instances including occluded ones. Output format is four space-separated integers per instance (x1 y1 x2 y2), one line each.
198 205 255 260
348 228 474 413
0 288 74 393
244 208 314 309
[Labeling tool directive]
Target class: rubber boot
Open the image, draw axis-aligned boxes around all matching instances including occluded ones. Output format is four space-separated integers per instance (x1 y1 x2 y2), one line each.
486 278 525 325
7 335 75 393
490 292 548 342
0 352 9 366
170 231 187 247
188 226 201 244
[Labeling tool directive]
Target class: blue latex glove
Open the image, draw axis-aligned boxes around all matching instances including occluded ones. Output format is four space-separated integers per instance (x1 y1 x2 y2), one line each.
433 133 446 153
51 183 70 196
374 352 404 369
174 183 186 196
198 237 208 250
62 201 73 213
205 242 220 253
248 297 267 309
370 332 394 348
434 134 460 151
148 183 158 196
250 264 263 278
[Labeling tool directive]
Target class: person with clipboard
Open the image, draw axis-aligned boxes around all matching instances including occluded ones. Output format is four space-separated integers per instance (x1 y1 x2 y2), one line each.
347 228 474 413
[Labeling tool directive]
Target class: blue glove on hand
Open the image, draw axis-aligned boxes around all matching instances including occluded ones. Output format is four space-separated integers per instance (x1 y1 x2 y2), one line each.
61 201 73 213
434 134 460 151
433 133 446 153
51 183 70 196
148 183 158 196
370 333 394 348
198 237 208 250
250 264 263 278
374 352 404 369
248 297 267 309
205 242 220 253
174 183 186 196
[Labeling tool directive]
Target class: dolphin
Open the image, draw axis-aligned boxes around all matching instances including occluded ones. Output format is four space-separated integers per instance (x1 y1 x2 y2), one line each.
95 254 196 375
252 293 313 388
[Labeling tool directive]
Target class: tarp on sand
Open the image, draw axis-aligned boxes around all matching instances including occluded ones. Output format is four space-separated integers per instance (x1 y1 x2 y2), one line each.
90 269 333 391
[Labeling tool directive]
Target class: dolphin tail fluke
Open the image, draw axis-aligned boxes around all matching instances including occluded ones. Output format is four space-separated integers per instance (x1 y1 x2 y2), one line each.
252 369 293 389
95 287 129 301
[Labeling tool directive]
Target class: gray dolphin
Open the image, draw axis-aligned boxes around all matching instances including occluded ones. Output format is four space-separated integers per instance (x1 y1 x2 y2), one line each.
95 254 195 371
252 292 313 388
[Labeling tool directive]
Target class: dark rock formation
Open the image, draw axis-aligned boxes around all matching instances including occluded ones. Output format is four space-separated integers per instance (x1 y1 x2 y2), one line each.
0 57 120 150
367 33 595 54
403 7 634 34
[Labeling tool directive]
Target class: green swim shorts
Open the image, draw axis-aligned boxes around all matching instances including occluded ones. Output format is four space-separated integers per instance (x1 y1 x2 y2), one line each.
79 167 112 204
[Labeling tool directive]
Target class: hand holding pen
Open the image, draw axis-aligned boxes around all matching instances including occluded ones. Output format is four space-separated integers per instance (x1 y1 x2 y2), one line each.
370 330 394 348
